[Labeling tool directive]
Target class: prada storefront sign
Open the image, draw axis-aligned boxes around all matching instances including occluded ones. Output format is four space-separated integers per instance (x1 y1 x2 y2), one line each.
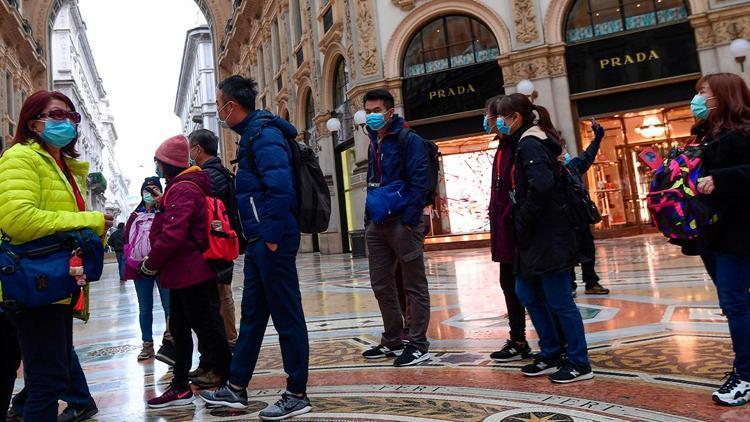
403 62 504 121
566 22 700 95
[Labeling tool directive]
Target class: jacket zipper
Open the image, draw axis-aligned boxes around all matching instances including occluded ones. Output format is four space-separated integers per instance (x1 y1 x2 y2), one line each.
250 196 260 222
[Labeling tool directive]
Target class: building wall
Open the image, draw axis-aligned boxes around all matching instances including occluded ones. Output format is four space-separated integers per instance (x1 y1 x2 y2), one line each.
51 0 129 220
175 26 219 144
217 0 750 253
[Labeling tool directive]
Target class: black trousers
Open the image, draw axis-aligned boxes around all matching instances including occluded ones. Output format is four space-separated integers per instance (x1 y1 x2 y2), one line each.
0 312 21 421
571 227 600 288
499 263 526 343
169 280 231 389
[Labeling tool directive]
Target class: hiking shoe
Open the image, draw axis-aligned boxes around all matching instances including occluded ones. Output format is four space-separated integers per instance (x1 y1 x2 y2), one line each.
57 399 98 422
199 383 248 409
137 341 155 361
521 355 562 377
362 344 404 359
393 345 431 367
550 362 594 383
155 342 176 366
147 384 194 409
585 284 610 295
191 370 224 389
259 391 312 421
490 339 532 362
713 371 750 406
188 366 209 379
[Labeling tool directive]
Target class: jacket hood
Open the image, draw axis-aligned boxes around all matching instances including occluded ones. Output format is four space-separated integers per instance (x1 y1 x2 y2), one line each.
170 166 211 193
515 125 563 157
232 109 298 139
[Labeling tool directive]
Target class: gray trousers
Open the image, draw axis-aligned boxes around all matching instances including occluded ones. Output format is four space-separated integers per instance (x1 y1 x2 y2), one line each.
366 218 430 352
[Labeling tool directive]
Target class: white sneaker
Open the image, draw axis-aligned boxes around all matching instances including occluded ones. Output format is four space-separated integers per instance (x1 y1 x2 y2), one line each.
713 371 750 406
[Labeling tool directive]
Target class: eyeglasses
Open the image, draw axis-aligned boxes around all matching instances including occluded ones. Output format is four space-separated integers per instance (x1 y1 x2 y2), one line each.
38 109 82 124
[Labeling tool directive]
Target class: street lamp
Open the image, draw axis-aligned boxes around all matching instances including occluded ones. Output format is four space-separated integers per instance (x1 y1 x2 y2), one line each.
516 79 538 103
326 111 341 143
353 109 367 132
730 38 750 73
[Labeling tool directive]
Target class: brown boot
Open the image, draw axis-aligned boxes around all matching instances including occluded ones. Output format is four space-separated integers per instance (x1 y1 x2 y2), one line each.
190 370 224 389
137 342 155 361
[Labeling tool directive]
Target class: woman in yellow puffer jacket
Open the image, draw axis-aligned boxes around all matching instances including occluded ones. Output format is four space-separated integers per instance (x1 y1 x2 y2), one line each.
0 91 113 421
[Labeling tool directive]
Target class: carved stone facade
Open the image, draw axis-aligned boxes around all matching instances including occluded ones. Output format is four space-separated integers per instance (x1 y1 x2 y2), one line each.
513 0 539 44
690 3 750 49
391 0 416 11
498 45 566 86
354 0 379 76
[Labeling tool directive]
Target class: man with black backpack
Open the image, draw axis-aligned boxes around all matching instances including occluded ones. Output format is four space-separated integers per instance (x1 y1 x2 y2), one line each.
199 75 312 421
187 129 240 386
360 89 435 367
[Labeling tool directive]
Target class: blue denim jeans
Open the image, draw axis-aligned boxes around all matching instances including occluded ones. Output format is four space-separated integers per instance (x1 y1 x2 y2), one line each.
714 254 750 380
133 277 169 343
516 270 590 367
115 252 125 280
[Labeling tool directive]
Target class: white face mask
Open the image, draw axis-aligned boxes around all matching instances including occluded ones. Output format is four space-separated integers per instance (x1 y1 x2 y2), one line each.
218 101 234 128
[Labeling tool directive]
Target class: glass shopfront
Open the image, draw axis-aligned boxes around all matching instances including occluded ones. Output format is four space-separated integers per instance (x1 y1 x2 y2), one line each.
577 105 693 231
400 14 503 245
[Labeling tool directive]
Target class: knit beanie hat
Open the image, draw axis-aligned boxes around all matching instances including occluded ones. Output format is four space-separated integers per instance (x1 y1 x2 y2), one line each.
140 176 162 195
154 135 190 168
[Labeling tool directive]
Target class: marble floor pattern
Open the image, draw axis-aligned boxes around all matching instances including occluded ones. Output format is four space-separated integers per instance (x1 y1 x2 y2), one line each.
13 234 748 421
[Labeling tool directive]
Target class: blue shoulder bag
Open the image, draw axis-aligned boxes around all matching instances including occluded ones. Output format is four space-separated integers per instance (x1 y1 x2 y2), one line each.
0 229 104 309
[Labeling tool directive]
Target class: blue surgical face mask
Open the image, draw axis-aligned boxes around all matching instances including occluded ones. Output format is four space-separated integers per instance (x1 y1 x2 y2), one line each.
690 95 715 120
496 116 515 136
483 116 492 134
143 193 155 205
366 112 387 131
564 152 572 164
40 119 77 148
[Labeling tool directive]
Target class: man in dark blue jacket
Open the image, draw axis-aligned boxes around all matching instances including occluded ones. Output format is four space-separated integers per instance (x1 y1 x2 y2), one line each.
200 75 311 421
360 89 432 367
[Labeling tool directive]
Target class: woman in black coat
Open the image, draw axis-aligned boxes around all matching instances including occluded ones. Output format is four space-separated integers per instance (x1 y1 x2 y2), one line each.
692 73 750 406
496 93 591 384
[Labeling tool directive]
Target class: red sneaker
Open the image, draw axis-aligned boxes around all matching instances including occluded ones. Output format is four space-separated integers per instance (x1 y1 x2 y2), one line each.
147 384 195 409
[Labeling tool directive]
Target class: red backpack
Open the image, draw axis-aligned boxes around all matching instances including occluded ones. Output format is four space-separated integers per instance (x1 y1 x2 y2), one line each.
165 181 239 263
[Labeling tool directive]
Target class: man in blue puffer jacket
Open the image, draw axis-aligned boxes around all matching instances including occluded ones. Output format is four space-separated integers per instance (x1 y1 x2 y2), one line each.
360 89 432 367
200 75 311 421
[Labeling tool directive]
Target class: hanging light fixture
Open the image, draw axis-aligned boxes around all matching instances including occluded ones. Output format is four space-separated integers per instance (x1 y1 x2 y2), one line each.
635 115 666 139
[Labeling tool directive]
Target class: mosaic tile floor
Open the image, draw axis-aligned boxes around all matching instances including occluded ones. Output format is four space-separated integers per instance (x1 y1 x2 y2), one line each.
14 234 748 421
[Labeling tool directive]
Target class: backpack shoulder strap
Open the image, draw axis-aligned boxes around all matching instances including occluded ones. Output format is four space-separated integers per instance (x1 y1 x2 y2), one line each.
396 128 416 178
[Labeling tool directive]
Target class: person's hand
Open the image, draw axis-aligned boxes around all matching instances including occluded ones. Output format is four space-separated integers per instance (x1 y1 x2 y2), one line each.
592 122 605 141
266 242 278 252
103 213 115 231
151 189 164 206
697 176 715 195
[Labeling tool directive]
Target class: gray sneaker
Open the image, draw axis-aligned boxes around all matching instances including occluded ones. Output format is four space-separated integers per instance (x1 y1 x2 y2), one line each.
259 392 312 421
198 383 248 409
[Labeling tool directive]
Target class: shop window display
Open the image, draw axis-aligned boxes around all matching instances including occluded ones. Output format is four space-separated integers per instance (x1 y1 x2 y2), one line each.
578 105 693 231
565 0 689 43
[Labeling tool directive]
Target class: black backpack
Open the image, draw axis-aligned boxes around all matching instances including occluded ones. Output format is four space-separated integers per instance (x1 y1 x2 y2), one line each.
245 126 331 234
397 128 440 206
560 165 602 229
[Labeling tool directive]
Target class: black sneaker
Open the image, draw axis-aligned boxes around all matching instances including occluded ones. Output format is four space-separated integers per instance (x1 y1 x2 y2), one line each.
490 339 532 362
521 355 562 377
362 344 404 359
155 342 176 366
258 391 312 421
393 345 431 367
199 383 249 409
550 362 594 383
713 371 750 406
57 399 98 422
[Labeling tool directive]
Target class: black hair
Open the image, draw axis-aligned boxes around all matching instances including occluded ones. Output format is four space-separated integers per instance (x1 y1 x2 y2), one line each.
485 94 506 116
159 161 186 180
117 223 124 230
495 93 562 144
188 129 219 157
218 75 258 110
363 89 395 110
